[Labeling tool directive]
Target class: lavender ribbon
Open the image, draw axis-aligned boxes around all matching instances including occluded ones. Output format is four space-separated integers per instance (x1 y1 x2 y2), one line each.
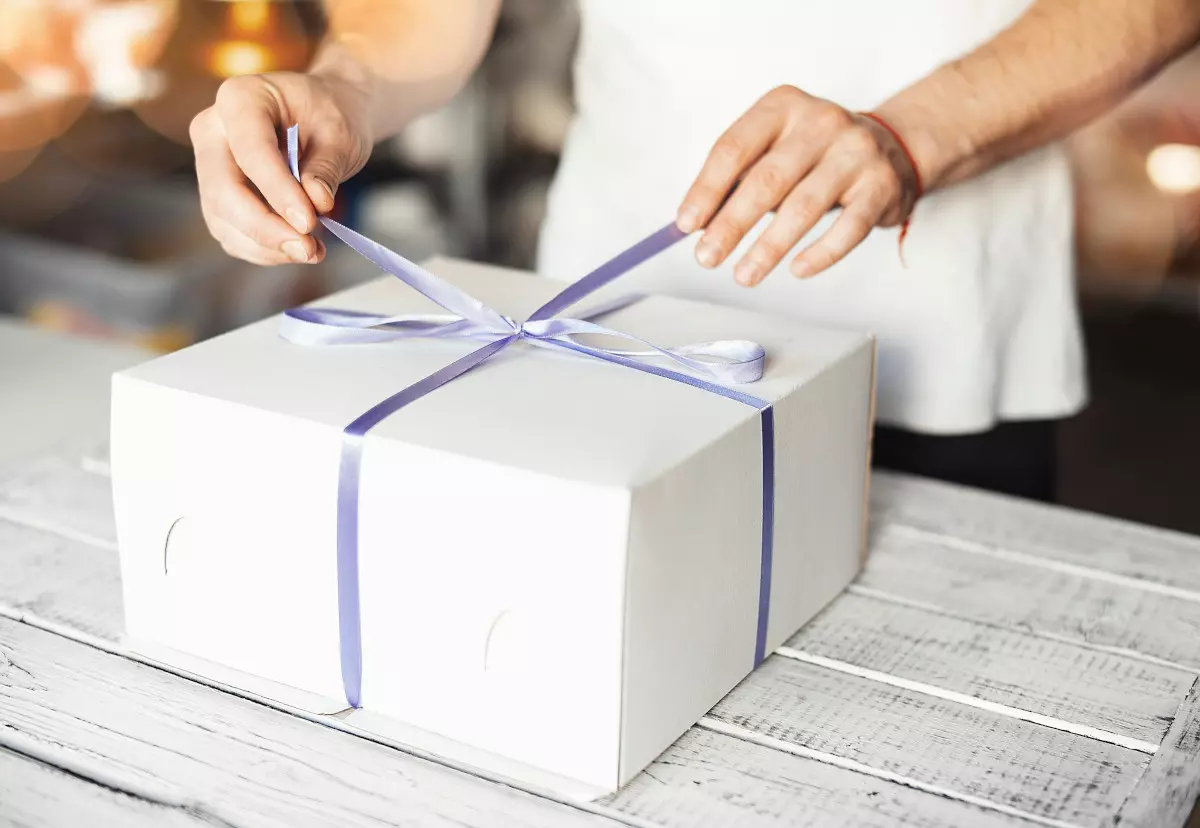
281 126 775 708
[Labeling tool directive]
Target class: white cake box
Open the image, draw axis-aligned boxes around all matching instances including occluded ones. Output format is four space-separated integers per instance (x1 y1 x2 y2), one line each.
111 257 875 796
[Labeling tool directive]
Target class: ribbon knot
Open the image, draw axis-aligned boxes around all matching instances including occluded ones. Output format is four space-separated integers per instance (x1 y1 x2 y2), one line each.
280 125 776 710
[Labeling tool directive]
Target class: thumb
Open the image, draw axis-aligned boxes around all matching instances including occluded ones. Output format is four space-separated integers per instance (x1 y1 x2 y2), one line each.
298 137 359 215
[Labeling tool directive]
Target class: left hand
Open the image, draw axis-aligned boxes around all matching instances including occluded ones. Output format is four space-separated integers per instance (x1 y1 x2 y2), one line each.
676 85 919 286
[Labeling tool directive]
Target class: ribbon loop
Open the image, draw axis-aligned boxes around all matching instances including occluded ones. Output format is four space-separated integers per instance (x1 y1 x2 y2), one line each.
281 125 776 709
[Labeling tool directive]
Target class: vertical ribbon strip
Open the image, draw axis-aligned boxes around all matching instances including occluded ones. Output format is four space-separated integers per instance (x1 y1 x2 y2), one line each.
282 126 775 707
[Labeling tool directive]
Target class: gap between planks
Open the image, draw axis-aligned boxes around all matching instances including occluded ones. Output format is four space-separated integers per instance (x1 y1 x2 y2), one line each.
695 717 1084 828
0 605 656 828
773 646 1161 755
887 523 1200 607
2 599 1079 828
0 730 245 828
1 449 1161 827
848 583 1200 675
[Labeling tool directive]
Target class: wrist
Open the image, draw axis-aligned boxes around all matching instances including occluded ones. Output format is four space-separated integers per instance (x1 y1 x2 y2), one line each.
309 41 378 143
859 112 922 219
874 73 978 193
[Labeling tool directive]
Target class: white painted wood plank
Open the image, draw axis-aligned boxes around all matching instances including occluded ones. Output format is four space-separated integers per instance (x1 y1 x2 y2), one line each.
787 591 1194 747
0 451 116 548
0 617 622 828
0 522 1109 827
0 747 208 828
604 728 1043 828
6 447 1199 825
710 656 1147 826
859 524 1200 671
0 518 124 639
1118 677 1200 828
871 472 1200 592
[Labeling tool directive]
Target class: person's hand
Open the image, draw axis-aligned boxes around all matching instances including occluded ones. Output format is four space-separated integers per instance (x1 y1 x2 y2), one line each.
676 85 920 286
190 72 374 266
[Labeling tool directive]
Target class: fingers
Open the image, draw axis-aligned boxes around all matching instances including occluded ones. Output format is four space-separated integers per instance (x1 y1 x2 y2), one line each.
791 180 889 279
209 214 326 267
297 127 364 214
675 93 788 233
696 138 822 272
213 182 322 264
215 77 317 235
193 114 321 265
730 154 857 286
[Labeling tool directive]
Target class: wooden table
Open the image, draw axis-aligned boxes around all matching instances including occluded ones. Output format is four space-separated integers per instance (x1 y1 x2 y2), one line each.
3 333 1200 827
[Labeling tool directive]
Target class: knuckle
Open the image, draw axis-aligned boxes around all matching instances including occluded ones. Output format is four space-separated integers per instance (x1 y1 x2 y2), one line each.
711 138 747 168
210 189 237 222
686 183 720 210
752 237 786 265
767 84 803 105
870 158 901 189
753 161 790 196
842 211 872 238
839 124 877 154
214 76 249 108
813 104 853 134
188 109 214 144
245 222 274 249
789 193 822 225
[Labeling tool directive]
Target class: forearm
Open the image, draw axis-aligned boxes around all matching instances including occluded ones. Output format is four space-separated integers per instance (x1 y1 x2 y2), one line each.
876 0 1200 192
310 0 500 141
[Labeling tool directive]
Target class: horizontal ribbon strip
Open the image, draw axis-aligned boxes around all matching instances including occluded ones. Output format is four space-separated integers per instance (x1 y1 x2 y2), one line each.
281 125 776 708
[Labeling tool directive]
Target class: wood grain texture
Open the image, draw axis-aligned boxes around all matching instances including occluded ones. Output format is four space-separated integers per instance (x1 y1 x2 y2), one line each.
0 617 621 828
0 518 123 639
1117 678 1200 828
0 747 208 828
0 450 116 548
6 446 1200 826
0 616 1062 828
860 524 1200 672
0 520 1115 828
710 656 1147 826
604 728 1042 828
787 591 1194 747
871 472 1200 592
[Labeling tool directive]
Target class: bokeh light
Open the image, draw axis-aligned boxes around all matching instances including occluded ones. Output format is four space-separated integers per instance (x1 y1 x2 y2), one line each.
134 0 313 145
1146 143 1200 194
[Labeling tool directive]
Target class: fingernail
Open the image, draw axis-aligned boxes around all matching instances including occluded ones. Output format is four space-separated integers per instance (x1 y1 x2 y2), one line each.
696 239 719 268
282 239 309 263
793 260 813 279
677 204 701 233
285 207 309 234
316 178 336 205
734 259 760 286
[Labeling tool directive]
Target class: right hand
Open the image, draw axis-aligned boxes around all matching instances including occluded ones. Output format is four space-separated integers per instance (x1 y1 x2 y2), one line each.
190 72 374 266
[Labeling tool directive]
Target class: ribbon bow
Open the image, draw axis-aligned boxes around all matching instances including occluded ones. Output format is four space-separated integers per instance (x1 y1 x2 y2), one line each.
280 125 775 709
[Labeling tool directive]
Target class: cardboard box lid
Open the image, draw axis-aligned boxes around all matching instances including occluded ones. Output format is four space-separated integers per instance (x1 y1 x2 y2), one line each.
118 258 870 487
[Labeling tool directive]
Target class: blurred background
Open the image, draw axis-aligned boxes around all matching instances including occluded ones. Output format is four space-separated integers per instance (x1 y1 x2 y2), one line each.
0 0 1196 531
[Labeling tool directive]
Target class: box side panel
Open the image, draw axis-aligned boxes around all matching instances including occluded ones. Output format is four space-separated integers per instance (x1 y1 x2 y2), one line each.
619 405 764 786
766 338 876 651
111 372 346 702
617 338 875 785
357 435 631 791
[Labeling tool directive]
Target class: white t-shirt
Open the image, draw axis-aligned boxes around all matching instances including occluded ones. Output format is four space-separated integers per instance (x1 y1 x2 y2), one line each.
536 0 1087 434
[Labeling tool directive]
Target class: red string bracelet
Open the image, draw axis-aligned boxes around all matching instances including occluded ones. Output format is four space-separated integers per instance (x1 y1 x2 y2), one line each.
860 112 922 262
